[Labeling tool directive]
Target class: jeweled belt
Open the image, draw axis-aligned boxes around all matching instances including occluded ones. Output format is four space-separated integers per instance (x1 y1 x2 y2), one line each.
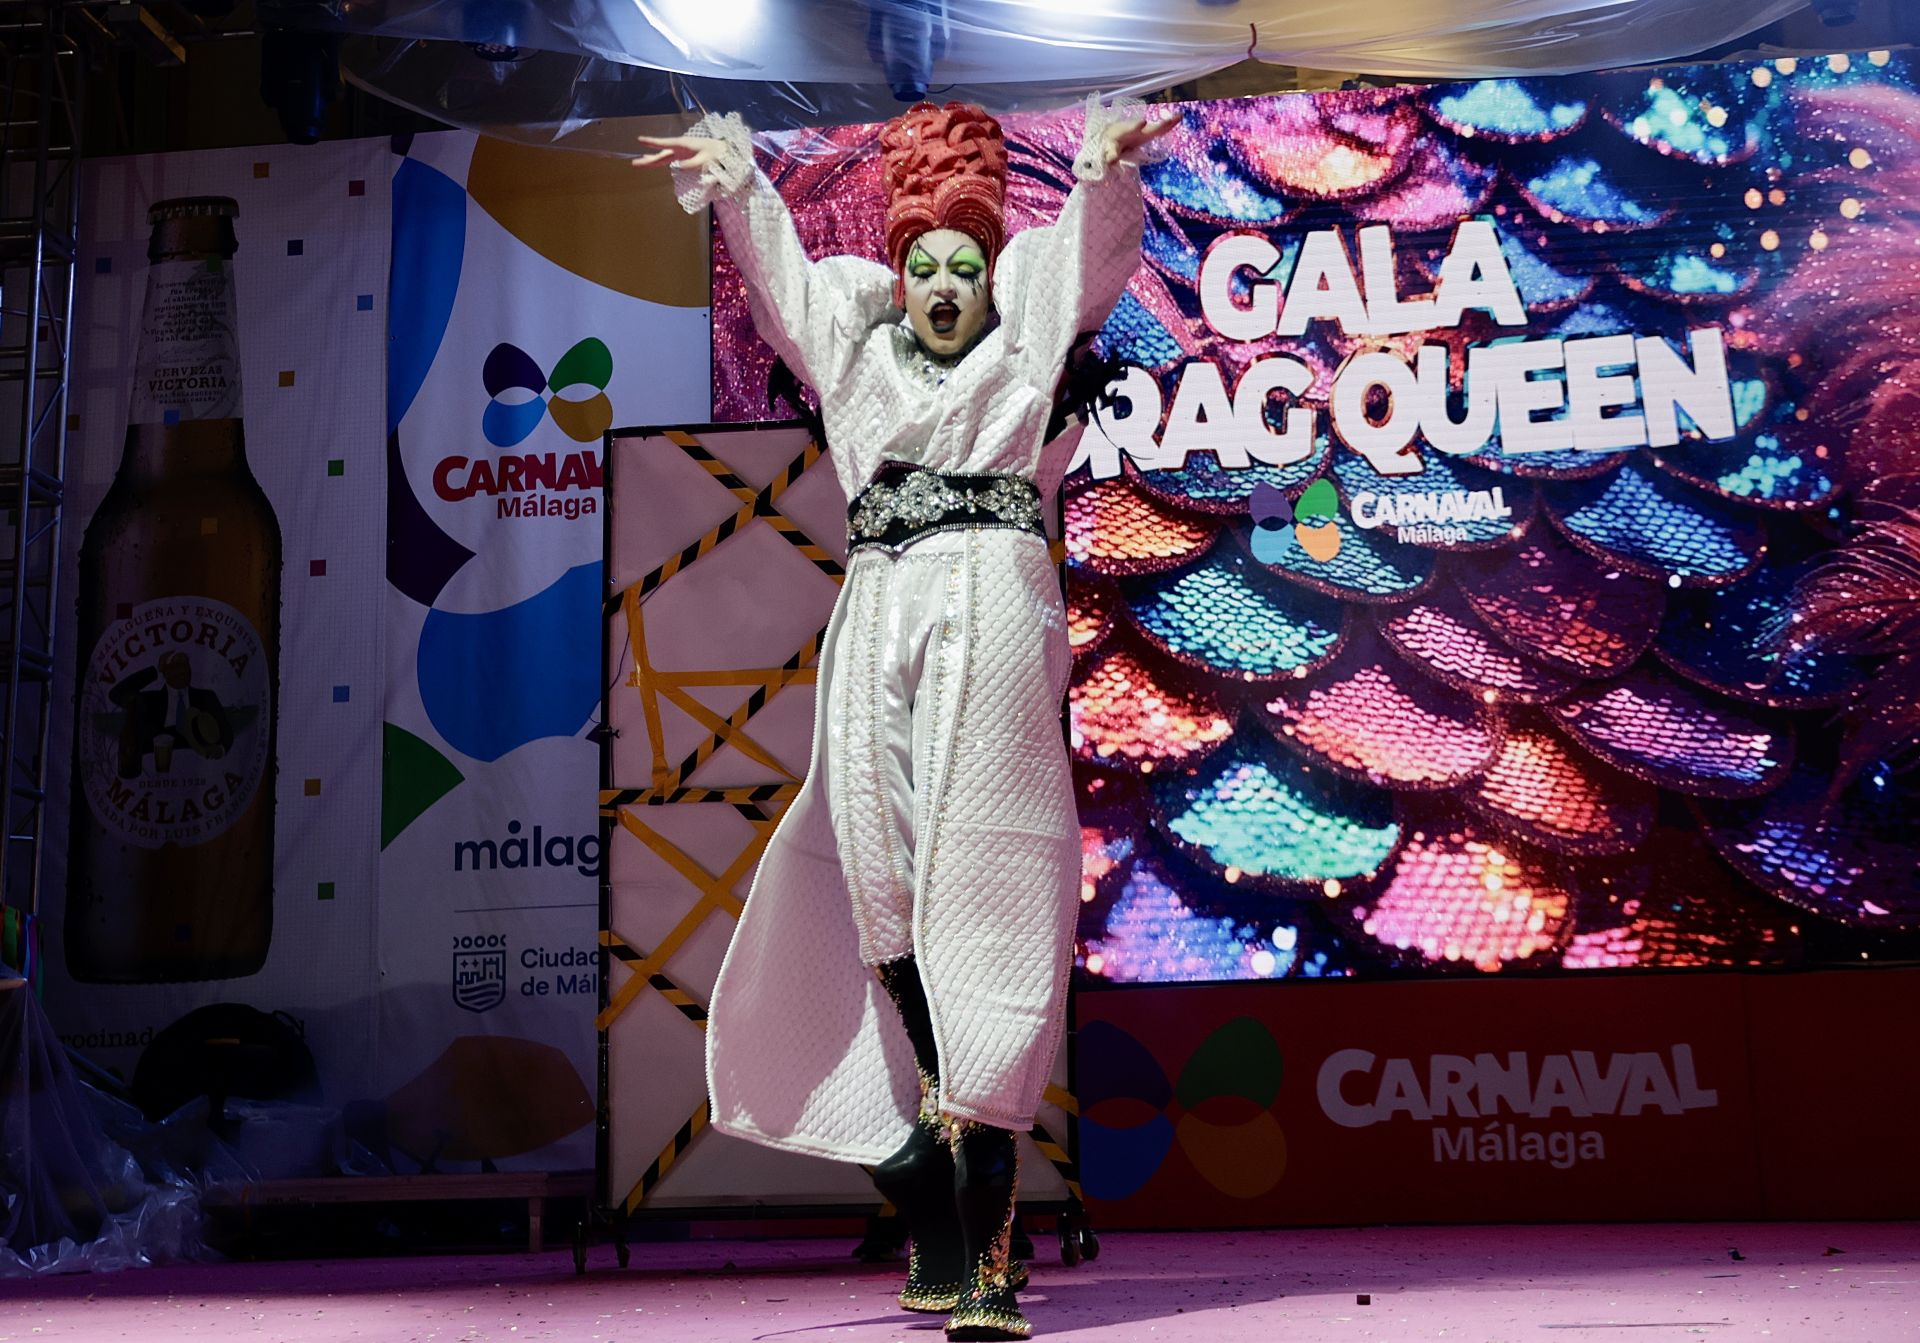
847 462 1045 554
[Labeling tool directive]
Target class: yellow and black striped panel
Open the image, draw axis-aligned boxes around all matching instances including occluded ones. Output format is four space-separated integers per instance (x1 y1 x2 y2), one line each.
1028 1117 1083 1206
1042 1083 1080 1118
599 783 796 812
610 434 841 610
624 1101 711 1214
665 430 760 498
597 806 777 1031
602 933 708 1029
648 633 822 796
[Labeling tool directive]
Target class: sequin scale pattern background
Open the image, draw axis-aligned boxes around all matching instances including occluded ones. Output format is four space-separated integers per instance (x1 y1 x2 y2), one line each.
713 54 1920 981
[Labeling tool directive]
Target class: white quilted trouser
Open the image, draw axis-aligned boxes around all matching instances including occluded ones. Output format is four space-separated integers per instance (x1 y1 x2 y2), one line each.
826 538 966 966
704 524 1080 1153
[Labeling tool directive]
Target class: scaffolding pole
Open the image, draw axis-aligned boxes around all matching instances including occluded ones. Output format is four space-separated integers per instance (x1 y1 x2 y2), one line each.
0 0 81 929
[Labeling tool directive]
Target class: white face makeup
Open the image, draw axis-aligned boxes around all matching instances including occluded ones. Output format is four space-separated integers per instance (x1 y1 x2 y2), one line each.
901 227 992 359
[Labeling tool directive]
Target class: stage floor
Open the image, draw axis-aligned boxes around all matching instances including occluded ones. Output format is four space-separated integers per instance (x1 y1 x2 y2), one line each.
4 1222 1916 1341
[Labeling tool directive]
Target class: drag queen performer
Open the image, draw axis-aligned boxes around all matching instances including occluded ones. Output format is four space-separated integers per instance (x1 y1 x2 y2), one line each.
634 98 1173 1340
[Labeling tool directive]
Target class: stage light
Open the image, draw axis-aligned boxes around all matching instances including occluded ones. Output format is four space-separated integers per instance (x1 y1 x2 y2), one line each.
648 0 763 55
866 0 950 101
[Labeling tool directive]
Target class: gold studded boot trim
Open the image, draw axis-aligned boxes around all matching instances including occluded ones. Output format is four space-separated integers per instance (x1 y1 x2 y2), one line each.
900 1267 967 1314
944 1119 1032 1342
902 1078 965 1310
946 1298 1034 1341
890 1070 969 1313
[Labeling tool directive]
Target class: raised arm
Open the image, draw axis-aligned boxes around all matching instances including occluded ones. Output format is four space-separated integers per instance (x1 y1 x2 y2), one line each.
639 113 896 394
994 99 1174 386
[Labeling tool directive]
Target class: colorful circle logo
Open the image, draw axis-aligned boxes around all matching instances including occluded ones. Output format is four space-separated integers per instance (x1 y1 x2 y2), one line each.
1250 478 1342 563
481 337 614 447
1081 1016 1289 1202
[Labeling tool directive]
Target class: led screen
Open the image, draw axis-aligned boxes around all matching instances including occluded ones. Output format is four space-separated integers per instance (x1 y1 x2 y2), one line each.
713 53 1920 983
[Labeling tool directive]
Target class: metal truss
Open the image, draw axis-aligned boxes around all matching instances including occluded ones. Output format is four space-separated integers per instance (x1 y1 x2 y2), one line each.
0 0 81 920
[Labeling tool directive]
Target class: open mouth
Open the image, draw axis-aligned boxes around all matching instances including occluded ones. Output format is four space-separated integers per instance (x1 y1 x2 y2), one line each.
929 300 960 333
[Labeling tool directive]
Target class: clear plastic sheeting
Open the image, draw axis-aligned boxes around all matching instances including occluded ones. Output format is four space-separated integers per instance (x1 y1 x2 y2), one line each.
0 974 213 1276
342 36 1187 149
263 0 1814 138
1 971 399 1275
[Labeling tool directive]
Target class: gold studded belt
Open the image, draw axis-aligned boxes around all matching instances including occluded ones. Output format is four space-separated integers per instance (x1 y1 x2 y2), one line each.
847 463 1045 555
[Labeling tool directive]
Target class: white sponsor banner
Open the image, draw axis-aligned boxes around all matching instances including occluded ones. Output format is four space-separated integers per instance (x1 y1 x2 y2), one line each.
45 141 390 1097
379 132 709 1169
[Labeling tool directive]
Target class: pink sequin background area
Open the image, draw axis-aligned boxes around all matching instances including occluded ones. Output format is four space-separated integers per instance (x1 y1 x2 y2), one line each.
711 56 1920 984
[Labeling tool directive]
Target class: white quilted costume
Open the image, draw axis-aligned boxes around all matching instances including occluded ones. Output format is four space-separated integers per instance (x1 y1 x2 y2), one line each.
674 103 1145 1164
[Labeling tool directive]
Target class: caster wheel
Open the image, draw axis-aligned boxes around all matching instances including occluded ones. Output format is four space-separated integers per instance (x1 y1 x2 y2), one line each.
1079 1229 1101 1262
616 1240 631 1270
1058 1224 1082 1267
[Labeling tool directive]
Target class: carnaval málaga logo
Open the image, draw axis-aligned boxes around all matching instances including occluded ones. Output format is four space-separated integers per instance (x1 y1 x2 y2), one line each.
1250 475 1515 564
430 337 613 522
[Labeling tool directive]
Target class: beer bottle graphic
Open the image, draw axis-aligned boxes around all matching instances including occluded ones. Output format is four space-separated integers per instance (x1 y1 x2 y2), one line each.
67 197 282 982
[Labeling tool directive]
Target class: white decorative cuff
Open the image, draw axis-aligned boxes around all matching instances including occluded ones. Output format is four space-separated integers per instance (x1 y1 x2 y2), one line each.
1072 93 1170 183
670 110 755 213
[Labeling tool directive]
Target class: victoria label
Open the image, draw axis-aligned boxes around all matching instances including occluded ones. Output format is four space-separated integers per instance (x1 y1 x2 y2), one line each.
78 596 272 849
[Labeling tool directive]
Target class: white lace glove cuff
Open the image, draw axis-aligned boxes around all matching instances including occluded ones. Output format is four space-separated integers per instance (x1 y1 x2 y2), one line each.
1072 93 1170 183
670 110 755 213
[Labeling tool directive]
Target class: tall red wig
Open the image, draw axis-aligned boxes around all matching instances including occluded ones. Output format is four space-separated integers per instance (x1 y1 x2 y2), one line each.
880 101 1007 306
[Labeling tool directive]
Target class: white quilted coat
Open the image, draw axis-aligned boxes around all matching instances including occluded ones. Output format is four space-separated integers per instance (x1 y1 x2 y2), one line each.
674 103 1146 1163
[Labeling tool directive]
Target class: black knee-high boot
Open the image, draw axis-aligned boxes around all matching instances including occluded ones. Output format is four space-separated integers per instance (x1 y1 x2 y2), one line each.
870 957 968 1311
946 1121 1029 1340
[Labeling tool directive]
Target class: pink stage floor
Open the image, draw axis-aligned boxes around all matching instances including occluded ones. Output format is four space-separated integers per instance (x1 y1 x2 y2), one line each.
3 1222 1916 1342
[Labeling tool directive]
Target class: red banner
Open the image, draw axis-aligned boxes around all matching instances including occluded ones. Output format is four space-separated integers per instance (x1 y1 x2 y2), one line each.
1078 967 1920 1226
